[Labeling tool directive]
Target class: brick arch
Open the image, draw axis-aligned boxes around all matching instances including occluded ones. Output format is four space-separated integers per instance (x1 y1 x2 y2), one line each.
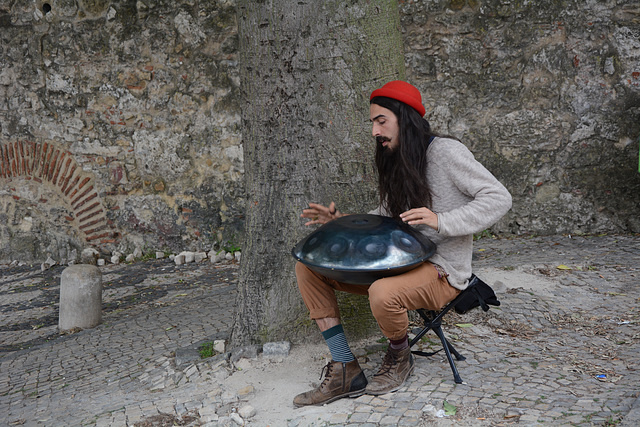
0 140 120 250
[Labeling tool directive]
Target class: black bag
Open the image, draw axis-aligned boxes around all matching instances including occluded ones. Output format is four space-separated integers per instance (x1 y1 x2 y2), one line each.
454 275 501 314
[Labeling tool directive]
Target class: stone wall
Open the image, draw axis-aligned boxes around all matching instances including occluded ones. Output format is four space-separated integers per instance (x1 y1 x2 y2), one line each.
402 0 640 235
1 0 639 263
1 0 243 263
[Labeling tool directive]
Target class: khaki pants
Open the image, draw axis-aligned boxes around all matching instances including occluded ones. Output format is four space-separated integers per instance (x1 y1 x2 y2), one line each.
296 261 460 341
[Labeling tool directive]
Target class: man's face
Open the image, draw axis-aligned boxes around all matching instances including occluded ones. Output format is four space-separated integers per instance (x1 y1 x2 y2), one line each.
370 104 400 152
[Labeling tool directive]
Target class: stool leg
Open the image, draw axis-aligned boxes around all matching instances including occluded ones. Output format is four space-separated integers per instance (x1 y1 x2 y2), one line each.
432 324 463 384
409 324 433 348
443 338 466 361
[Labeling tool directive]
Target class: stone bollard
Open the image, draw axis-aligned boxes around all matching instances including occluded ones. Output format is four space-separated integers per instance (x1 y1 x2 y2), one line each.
59 265 103 332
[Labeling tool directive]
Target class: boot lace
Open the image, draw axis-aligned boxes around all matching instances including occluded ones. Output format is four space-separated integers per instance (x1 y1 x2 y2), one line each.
318 361 335 386
374 348 399 377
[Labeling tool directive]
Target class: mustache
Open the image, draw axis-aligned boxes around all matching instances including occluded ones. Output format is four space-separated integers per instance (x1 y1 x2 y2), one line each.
376 136 391 144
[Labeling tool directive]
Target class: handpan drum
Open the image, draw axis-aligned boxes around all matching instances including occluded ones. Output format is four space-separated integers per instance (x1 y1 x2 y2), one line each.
291 214 436 285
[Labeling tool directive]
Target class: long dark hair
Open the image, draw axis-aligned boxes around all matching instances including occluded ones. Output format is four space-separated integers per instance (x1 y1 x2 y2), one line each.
371 96 436 219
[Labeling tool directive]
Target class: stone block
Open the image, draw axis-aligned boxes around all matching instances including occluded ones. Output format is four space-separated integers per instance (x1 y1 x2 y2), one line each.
238 405 256 419
230 413 243 426
59 265 102 331
175 347 200 367
213 340 226 353
156 251 165 259
230 345 259 363
81 248 100 265
179 251 195 263
211 252 226 263
184 364 199 378
174 254 185 265
263 341 291 358
194 252 207 262
111 252 122 264
329 414 349 424
41 256 57 271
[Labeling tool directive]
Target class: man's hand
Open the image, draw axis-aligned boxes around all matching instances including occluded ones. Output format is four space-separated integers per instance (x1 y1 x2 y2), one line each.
399 207 438 230
301 202 343 226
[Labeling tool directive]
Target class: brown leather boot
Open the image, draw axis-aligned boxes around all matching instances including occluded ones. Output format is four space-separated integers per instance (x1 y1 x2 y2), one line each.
293 359 368 407
365 346 414 395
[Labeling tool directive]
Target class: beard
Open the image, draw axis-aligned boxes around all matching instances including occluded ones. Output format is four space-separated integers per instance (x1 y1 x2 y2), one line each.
376 136 396 158
375 139 403 218
375 136 400 175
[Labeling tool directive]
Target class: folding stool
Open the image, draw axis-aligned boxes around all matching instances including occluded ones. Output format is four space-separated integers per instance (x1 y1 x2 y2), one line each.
408 274 499 384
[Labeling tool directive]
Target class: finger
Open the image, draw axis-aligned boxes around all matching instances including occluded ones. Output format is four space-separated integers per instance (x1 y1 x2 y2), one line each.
405 215 430 225
401 212 422 221
400 210 415 219
402 207 430 218
402 207 425 215
302 205 324 217
305 217 325 226
406 217 426 224
307 203 328 212
328 201 336 215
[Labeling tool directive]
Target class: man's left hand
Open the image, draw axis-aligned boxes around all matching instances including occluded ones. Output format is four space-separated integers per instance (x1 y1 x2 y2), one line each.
301 202 343 226
399 207 438 230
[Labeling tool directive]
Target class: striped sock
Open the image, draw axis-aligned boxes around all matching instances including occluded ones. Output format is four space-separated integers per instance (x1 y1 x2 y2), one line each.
322 324 355 363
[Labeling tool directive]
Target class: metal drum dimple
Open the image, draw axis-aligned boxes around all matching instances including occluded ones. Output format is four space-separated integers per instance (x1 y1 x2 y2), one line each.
291 214 437 285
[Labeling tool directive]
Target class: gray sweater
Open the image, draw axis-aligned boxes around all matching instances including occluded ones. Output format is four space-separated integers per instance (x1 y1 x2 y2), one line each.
371 137 512 290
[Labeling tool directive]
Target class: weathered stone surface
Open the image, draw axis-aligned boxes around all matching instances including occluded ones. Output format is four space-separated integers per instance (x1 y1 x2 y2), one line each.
1 237 639 425
41 256 57 271
110 251 122 264
263 341 291 358
179 251 195 263
400 0 640 235
0 0 243 263
174 348 200 368
81 248 100 265
230 345 259 363
210 251 226 263
214 340 226 354
0 0 639 263
238 405 256 419
59 264 102 331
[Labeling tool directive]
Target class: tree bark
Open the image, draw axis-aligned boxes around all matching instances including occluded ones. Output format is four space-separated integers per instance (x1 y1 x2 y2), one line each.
232 0 405 345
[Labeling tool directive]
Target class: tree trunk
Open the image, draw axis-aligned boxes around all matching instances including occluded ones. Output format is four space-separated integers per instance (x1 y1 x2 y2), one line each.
232 0 405 346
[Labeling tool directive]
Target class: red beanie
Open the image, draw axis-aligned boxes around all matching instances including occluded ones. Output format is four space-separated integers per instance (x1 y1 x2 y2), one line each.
370 80 426 117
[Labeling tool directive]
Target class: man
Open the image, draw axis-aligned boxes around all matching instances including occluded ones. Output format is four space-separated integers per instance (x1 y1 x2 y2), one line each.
293 81 512 407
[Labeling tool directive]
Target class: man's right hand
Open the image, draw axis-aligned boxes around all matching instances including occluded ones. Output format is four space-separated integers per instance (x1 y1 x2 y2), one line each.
301 202 343 226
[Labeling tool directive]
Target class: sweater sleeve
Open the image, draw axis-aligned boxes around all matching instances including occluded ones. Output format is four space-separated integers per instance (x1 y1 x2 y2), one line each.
433 140 512 237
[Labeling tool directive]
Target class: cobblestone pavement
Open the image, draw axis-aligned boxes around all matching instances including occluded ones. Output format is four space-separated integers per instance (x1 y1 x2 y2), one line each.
1 234 639 426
